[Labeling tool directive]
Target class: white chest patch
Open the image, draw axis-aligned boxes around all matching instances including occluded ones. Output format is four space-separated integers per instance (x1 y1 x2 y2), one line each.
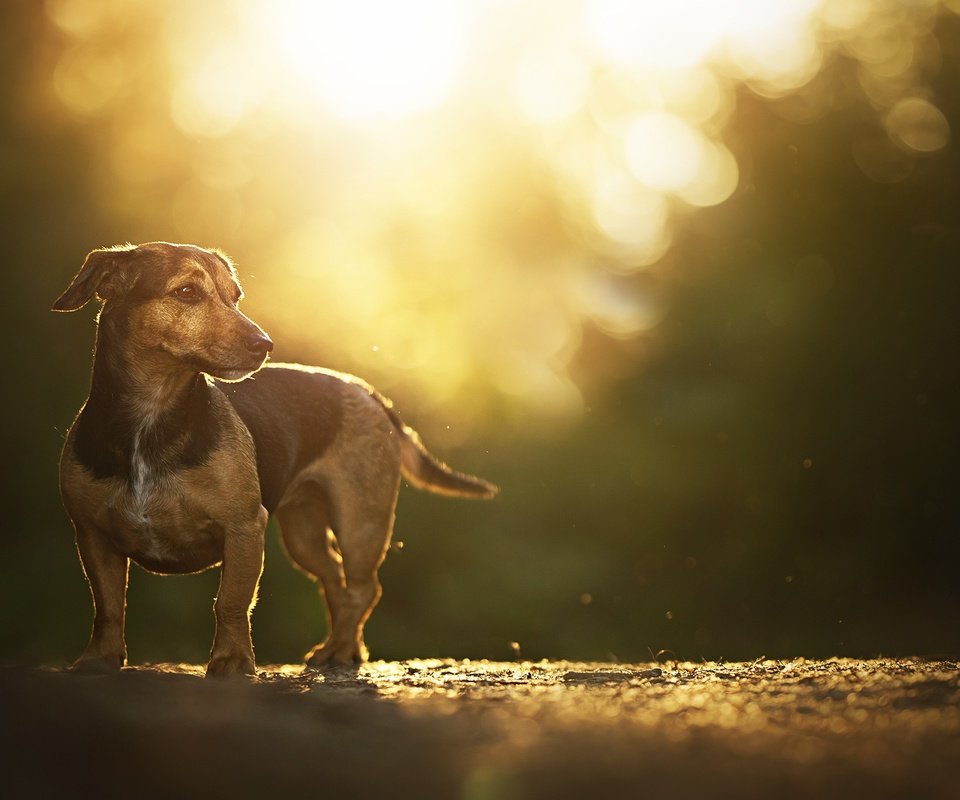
126 427 154 527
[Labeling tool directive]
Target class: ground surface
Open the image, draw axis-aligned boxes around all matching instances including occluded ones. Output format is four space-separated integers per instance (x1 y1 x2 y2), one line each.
2 658 958 798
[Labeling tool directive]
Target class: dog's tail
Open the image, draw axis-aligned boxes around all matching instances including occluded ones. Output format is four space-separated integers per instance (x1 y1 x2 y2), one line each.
379 400 499 500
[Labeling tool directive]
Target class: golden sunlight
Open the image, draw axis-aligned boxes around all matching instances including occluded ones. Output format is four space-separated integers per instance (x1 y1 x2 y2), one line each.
42 0 958 428
257 0 471 121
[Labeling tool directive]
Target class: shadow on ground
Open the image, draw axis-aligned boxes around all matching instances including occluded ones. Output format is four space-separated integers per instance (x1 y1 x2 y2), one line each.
2 658 958 798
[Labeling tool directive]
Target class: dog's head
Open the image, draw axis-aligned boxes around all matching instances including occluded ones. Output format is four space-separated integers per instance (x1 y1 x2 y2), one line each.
53 242 273 382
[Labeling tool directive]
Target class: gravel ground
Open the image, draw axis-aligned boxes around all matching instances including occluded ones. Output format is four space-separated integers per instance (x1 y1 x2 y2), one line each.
2 658 958 799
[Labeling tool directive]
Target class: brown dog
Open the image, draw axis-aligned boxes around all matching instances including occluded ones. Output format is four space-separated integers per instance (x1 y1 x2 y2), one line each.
53 242 497 677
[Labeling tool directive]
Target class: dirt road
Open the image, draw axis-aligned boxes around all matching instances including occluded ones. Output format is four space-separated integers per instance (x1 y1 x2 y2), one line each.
2 658 958 798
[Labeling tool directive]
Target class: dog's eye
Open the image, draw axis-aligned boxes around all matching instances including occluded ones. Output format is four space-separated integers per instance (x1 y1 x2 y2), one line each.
172 284 202 302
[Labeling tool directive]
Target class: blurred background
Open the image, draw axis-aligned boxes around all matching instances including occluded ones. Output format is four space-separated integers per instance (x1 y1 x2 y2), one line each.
1 0 958 666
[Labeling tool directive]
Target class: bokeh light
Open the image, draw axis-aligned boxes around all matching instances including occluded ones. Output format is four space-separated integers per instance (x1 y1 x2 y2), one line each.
41 0 959 432
885 97 951 153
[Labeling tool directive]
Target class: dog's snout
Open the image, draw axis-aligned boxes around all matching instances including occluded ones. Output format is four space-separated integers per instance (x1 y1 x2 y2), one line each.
245 329 274 357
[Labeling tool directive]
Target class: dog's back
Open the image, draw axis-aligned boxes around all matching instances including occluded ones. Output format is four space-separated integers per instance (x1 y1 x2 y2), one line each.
221 363 497 513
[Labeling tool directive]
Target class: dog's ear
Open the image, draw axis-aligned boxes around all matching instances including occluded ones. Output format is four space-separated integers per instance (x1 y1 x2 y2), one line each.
52 246 136 312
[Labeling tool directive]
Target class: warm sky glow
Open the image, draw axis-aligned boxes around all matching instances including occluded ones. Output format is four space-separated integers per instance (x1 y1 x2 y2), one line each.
258 0 471 121
43 0 956 430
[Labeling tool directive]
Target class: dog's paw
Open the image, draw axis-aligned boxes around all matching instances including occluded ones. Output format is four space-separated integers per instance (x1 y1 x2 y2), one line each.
206 653 256 679
70 652 124 674
304 640 369 669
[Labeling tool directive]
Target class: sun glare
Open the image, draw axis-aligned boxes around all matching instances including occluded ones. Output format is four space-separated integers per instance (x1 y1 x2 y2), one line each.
259 0 470 122
43 0 957 427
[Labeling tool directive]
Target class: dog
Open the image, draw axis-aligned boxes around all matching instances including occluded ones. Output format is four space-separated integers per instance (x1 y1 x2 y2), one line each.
53 241 498 677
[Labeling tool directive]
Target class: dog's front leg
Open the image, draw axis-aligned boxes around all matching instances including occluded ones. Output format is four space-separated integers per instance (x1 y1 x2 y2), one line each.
72 522 129 672
206 507 267 678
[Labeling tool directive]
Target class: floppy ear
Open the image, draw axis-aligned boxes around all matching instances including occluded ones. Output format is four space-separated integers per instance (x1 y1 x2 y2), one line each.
51 246 135 312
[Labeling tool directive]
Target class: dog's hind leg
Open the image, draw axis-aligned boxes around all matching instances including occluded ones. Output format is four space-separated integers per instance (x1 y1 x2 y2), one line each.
275 489 347 652
300 471 400 667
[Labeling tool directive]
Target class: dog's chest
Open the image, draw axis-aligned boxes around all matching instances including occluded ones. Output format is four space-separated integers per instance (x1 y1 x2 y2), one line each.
61 394 262 573
97 469 223 572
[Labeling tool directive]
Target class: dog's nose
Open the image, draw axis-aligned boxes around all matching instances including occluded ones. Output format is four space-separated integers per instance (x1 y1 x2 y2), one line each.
245 329 274 357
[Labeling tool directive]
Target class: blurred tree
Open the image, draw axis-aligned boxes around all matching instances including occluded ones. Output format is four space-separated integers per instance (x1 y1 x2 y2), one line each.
1 1 958 665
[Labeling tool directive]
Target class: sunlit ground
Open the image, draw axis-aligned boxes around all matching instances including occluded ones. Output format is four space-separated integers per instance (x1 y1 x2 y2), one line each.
5 657 959 797
43 0 955 434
